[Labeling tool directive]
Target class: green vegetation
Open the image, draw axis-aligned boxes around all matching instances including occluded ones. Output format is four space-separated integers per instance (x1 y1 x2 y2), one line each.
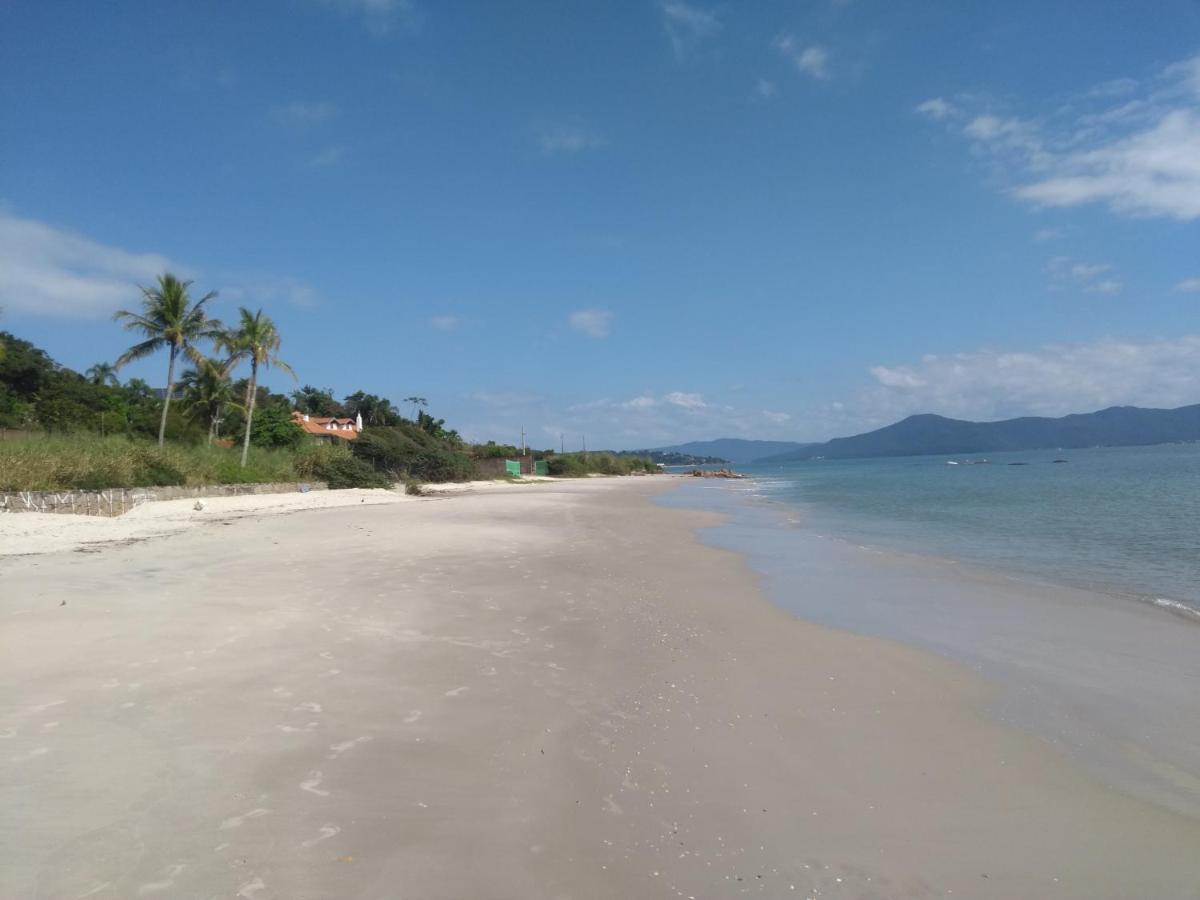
222 307 296 466
545 452 658 477
113 273 222 446
0 433 308 492
1 278 659 492
352 422 475 483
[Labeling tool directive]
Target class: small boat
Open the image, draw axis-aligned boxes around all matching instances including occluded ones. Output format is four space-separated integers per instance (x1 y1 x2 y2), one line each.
945 460 959 466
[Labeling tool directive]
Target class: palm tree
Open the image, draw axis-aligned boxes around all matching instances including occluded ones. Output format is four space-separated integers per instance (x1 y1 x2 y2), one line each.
403 396 427 420
223 307 295 466
85 362 120 387
179 357 238 445
113 273 222 446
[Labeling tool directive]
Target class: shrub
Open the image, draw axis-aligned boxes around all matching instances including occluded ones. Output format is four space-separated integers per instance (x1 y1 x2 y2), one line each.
312 452 391 489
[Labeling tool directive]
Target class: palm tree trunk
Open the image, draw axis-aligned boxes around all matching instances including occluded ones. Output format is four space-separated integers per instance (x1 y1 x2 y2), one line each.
158 346 177 447
240 361 258 467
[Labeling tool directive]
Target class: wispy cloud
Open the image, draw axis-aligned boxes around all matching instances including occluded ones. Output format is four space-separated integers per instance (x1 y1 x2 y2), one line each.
568 308 612 338
659 1 720 61
272 100 337 128
556 391 796 447
429 315 459 330
921 54 1200 220
914 97 954 120
538 122 604 155
0 211 179 318
312 0 419 35
220 274 322 308
773 35 831 81
664 391 706 409
1046 255 1122 295
1173 277 1200 293
853 336 1200 427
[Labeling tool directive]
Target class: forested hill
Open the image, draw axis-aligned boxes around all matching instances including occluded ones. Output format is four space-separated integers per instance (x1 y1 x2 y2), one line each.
643 438 812 465
758 405 1200 462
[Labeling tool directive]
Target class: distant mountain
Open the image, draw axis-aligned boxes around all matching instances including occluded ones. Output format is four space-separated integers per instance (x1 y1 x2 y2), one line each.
643 438 813 465
759 404 1200 462
632 450 728 466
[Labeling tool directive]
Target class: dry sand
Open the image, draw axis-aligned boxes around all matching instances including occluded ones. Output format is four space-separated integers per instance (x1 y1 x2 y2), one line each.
2 479 1199 898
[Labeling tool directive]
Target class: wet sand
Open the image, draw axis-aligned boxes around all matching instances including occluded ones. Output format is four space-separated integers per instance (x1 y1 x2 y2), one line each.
3 479 1199 898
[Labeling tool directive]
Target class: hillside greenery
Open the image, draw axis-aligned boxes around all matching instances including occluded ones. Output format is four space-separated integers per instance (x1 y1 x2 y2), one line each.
0 327 657 490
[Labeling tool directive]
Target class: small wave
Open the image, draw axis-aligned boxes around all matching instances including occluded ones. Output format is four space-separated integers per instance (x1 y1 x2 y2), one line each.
1151 597 1200 620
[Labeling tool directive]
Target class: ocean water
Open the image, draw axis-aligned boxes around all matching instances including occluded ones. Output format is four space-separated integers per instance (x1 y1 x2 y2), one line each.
738 442 1200 616
658 443 1200 818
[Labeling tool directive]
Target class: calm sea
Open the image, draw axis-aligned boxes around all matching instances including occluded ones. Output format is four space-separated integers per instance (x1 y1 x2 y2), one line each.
735 442 1200 617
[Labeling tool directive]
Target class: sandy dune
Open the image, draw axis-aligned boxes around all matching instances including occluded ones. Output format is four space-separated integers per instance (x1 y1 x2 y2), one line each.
2 479 1198 898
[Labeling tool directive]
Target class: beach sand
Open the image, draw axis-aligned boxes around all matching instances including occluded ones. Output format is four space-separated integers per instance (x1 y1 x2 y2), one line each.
2 479 1199 898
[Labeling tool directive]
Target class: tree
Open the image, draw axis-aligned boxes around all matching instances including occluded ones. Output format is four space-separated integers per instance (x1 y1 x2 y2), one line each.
344 390 400 426
403 396 427 420
223 307 295 466
179 357 237 445
113 273 222 447
85 362 120 387
292 384 342 417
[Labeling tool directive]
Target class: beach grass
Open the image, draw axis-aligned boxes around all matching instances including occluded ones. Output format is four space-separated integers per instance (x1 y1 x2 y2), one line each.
0 433 334 491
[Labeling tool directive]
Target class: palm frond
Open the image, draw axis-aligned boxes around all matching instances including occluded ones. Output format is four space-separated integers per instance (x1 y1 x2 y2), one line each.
114 338 163 368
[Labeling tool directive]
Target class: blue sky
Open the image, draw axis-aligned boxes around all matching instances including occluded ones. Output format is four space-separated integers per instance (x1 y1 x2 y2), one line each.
2 1 1199 449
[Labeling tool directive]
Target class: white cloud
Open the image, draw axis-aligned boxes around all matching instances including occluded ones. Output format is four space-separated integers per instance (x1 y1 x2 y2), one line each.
624 395 657 409
773 35 831 81
538 122 603 155
1174 277 1200 293
762 410 791 425
915 97 954 120
1086 279 1123 295
854 336 1200 426
660 1 720 60
0 211 179 318
1017 108 1200 219
923 53 1200 220
568 308 612 338
664 391 707 409
429 315 459 330
272 100 337 128
1070 261 1111 279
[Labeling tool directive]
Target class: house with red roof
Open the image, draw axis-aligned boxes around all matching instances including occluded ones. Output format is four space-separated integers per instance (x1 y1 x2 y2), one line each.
291 410 363 443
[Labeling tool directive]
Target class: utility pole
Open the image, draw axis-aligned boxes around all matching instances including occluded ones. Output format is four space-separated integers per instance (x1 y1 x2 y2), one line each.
520 425 526 456
582 434 587 454
560 433 564 454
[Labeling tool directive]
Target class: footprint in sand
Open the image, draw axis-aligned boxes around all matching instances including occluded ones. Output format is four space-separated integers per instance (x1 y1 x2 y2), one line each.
136 863 185 896
403 710 422 724
219 809 269 830
237 877 265 899
444 686 469 698
301 824 341 848
327 736 372 759
300 770 330 796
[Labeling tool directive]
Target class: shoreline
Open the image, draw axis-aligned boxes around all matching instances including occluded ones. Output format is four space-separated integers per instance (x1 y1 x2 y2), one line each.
664 477 1200 823
4 479 1200 897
